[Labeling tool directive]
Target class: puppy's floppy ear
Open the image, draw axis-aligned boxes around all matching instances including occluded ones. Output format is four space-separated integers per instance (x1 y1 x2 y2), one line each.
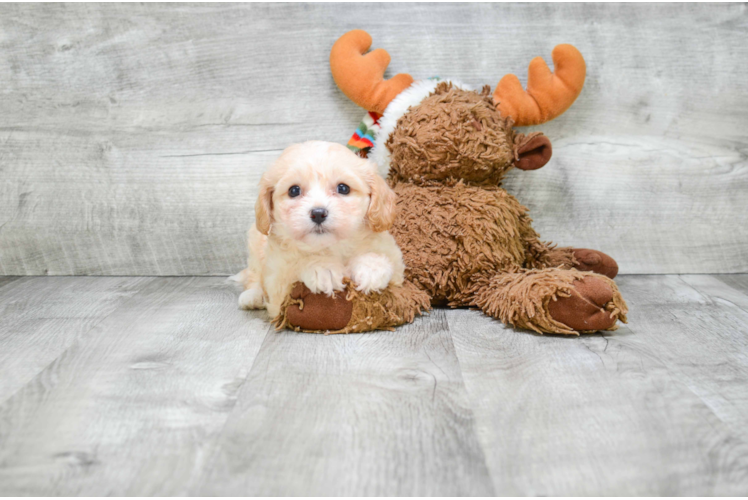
366 170 397 232
255 173 274 235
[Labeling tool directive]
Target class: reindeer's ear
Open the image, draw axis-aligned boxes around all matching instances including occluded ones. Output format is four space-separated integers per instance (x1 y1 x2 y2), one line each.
513 134 552 171
366 172 397 232
254 174 274 235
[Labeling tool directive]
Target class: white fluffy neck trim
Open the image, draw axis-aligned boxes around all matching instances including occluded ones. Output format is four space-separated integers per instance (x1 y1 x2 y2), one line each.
370 79 471 176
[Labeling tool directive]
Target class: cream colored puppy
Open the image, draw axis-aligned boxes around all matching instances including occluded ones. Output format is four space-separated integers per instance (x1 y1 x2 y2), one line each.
234 141 405 318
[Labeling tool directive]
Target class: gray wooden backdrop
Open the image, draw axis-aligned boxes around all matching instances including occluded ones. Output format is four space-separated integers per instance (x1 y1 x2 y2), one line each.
1 3 746 276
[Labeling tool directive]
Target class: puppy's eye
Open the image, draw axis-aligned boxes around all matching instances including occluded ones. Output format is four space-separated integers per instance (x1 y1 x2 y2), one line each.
337 183 350 195
288 185 301 198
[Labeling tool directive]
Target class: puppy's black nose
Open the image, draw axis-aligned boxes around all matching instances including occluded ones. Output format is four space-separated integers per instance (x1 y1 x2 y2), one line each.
310 207 328 225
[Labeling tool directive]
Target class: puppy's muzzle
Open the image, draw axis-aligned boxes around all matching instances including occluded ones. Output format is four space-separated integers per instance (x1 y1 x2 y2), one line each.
310 207 328 225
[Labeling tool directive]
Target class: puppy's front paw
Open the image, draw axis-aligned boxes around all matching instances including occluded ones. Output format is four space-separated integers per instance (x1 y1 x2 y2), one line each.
349 253 393 294
239 284 265 310
299 265 345 296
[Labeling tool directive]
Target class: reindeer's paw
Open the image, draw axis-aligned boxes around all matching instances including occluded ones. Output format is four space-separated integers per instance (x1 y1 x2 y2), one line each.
284 282 353 332
548 276 625 332
572 249 619 279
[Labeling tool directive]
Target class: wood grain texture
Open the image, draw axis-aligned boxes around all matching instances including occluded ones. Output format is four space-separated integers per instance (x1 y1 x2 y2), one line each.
0 277 20 289
0 276 150 403
712 273 748 296
197 309 494 496
0 276 748 494
0 277 270 496
1 4 746 275
447 275 748 495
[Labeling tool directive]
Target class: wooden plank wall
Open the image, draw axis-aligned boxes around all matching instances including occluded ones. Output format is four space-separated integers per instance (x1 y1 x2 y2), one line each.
1 3 746 275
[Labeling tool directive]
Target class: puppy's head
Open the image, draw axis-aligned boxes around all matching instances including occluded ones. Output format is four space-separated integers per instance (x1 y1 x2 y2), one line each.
255 141 396 248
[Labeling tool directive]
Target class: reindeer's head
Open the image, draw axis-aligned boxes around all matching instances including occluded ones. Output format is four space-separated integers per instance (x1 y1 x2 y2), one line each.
330 30 586 185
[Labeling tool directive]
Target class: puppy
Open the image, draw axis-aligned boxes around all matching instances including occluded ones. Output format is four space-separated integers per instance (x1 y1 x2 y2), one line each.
234 141 405 318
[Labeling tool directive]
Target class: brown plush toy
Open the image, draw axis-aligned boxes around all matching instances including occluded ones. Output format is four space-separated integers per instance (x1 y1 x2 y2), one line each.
274 279 430 334
278 30 627 335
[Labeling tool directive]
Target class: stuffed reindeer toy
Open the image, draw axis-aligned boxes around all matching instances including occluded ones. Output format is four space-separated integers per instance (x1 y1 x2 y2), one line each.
277 30 627 335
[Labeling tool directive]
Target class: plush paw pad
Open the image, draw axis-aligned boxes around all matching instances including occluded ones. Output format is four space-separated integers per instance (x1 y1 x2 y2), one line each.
572 249 619 279
285 282 353 331
548 276 619 332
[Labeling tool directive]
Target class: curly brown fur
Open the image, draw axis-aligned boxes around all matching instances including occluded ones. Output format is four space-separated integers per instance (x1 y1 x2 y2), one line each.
390 181 569 305
472 268 628 335
387 83 517 185
523 236 578 270
384 84 627 334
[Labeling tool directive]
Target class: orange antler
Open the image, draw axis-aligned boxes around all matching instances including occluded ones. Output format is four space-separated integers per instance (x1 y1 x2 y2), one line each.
494 44 586 126
330 30 414 114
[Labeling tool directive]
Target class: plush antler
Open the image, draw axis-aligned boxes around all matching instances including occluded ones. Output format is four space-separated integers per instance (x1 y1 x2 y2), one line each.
330 30 414 114
494 44 586 126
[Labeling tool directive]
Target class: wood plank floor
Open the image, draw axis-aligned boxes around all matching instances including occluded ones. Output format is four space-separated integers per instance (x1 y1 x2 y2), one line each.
0 275 747 495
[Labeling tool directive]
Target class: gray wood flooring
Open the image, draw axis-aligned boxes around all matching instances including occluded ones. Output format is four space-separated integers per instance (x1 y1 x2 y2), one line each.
2 3 747 276
1 275 747 495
